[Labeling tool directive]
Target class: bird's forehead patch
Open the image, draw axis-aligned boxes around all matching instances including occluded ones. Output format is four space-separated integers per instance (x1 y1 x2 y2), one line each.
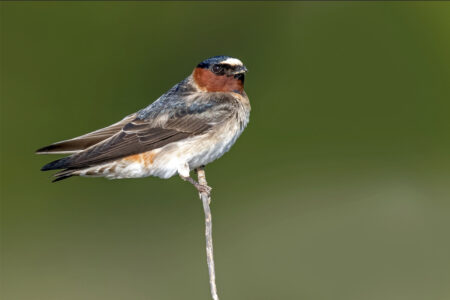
220 57 243 66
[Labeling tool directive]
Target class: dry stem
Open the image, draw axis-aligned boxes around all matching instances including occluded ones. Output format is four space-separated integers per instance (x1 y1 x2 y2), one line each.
196 167 219 300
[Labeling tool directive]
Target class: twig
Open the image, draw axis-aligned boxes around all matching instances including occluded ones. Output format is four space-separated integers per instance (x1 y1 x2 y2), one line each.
196 167 219 300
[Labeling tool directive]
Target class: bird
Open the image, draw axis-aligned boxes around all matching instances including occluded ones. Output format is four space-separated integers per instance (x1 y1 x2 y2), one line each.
36 55 250 193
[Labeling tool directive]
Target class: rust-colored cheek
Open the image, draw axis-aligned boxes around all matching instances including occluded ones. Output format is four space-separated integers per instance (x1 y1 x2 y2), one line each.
193 68 243 93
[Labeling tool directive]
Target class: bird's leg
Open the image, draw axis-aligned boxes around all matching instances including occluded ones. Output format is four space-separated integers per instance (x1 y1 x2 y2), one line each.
179 163 212 195
180 175 212 194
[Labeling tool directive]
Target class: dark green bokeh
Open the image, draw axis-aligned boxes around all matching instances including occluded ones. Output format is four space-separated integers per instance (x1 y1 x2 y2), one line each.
1 2 450 299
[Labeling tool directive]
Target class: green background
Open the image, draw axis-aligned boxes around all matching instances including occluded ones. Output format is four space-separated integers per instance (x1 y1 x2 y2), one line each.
1 2 450 300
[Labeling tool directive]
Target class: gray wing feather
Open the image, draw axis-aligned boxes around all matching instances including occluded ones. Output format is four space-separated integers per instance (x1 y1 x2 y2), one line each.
36 113 136 154
41 92 238 171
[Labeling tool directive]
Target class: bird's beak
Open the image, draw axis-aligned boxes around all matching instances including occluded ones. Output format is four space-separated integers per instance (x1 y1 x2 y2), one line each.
233 65 248 75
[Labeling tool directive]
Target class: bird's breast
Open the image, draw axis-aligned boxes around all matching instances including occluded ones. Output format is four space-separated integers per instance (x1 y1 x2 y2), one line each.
187 108 249 169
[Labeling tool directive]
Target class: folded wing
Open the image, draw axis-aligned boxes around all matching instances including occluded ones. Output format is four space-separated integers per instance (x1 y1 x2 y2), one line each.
40 96 237 173
36 113 136 154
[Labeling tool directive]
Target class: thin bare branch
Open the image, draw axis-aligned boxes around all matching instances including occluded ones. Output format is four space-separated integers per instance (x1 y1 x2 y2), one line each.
196 167 219 300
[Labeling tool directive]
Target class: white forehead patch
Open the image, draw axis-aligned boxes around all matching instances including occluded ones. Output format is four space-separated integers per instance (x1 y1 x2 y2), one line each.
221 57 243 66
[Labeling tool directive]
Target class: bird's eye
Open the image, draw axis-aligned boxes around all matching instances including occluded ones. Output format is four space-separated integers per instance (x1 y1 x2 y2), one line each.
212 65 223 74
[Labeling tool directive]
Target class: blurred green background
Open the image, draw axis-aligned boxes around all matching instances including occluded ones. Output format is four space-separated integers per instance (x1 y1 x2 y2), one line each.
1 2 450 300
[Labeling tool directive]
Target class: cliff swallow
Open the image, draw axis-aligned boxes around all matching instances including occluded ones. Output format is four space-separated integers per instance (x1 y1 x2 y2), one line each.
36 56 250 192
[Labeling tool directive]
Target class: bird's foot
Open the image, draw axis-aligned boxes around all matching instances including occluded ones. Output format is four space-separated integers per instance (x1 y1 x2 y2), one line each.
195 183 212 195
180 175 212 195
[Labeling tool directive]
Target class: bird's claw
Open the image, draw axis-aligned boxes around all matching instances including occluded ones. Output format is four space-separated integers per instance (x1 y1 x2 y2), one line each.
195 183 212 195
180 175 212 195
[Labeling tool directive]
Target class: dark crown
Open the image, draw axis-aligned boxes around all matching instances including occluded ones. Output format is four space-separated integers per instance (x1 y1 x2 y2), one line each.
197 56 233 68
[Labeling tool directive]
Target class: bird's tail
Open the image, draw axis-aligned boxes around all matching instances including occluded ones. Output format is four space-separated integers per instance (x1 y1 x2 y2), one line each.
52 170 76 182
39 156 81 182
40 157 72 171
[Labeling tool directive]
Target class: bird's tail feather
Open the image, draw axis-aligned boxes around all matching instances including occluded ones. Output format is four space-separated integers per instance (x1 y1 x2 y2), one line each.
51 169 80 182
41 157 72 171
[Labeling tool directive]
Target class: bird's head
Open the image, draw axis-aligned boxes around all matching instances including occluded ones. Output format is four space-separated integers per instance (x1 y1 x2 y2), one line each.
192 56 248 94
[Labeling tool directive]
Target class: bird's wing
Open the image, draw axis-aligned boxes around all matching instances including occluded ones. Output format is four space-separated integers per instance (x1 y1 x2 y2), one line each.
41 94 238 171
36 113 137 154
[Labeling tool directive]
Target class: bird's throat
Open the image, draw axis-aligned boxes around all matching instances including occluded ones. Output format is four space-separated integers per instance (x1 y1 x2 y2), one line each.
193 67 244 94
